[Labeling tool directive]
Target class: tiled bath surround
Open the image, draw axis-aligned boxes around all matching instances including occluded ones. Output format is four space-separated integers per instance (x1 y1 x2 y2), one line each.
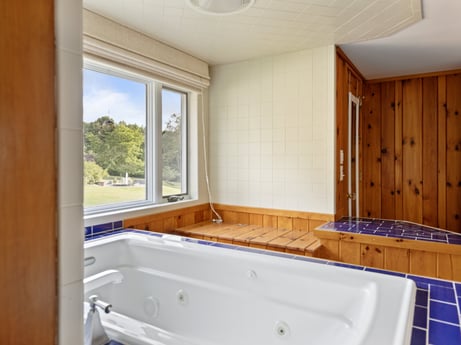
319 218 461 245
88 230 461 345
85 221 124 239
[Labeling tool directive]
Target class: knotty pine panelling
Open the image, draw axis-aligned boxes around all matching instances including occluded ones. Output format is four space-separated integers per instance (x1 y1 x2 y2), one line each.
124 203 333 234
335 48 364 219
362 83 382 218
124 204 212 232
314 229 461 281
380 82 396 220
446 74 461 230
362 73 461 232
422 77 438 226
402 78 423 223
213 204 334 231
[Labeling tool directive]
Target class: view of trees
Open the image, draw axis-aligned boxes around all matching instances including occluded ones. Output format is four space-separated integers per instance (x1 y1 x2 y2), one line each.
84 116 144 181
162 113 183 183
83 114 182 185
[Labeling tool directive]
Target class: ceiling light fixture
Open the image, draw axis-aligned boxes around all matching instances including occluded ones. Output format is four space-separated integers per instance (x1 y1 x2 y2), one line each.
186 0 255 16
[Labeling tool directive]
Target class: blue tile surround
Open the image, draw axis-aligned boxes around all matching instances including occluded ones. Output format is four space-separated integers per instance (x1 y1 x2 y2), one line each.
86 229 461 345
318 217 461 245
85 220 124 239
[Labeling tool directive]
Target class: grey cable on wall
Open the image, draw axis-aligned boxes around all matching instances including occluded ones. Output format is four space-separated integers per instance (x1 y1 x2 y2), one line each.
200 90 223 223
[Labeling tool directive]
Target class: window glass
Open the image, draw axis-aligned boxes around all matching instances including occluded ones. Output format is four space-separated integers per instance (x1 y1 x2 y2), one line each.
83 68 146 208
162 88 187 197
83 63 191 214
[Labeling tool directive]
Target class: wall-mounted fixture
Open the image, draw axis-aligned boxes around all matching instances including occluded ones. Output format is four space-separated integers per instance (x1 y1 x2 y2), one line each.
186 0 255 16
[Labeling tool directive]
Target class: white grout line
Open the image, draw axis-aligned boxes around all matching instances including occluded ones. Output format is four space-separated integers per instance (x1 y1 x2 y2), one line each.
427 284 431 345
428 318 461 328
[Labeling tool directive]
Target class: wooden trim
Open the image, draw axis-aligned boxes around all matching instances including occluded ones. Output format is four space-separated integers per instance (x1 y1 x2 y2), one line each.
213 204 334 222
367 68 461 83
335 46 365 81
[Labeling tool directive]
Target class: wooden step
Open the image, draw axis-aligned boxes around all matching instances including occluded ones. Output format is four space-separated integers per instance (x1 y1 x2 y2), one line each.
174 221 322 257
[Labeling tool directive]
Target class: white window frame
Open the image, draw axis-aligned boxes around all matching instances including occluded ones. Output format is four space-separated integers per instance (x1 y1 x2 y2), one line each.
160 87 189 198
83 59 191 216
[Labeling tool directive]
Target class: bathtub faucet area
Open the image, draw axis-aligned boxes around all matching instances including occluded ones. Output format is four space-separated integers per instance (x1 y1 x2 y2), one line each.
84 295 112 345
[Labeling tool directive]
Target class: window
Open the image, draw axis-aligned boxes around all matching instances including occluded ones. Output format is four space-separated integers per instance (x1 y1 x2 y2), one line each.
162 88 188 197
83 62 189 214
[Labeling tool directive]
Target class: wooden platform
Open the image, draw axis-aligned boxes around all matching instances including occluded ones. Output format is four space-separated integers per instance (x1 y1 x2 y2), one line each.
173 221 322 257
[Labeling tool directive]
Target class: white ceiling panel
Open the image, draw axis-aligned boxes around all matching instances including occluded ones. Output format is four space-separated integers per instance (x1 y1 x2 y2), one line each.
83 0 461 79
83 0 422 67
340 0 461 79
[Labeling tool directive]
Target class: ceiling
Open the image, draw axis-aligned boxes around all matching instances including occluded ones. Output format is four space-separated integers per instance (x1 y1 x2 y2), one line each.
83 0 461 79
341 0 461 79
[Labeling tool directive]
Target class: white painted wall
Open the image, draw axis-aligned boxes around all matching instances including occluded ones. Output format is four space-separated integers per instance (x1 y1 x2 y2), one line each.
209 46 336 214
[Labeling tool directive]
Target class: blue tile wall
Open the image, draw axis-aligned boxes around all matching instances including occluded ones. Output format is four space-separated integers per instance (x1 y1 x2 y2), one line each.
86 229 461 345
318 217 461 246
85 220 124 239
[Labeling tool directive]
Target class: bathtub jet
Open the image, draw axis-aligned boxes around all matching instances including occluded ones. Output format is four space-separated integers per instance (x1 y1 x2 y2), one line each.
84 231 416 345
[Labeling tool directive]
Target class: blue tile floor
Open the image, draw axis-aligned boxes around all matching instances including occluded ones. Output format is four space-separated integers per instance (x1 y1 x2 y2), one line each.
88 230 461 345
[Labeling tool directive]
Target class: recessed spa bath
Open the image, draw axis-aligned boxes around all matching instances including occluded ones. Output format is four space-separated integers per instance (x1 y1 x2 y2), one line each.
84 231 416 345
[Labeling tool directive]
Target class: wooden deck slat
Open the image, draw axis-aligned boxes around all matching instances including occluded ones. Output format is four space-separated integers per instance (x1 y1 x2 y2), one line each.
211 224 261 241
232 226 279 245
268 230 308 249
174 222 322 257
248 228 292 246
284 232 319 252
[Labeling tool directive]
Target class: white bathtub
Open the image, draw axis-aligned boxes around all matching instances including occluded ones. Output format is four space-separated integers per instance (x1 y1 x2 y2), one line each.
84 231 416 345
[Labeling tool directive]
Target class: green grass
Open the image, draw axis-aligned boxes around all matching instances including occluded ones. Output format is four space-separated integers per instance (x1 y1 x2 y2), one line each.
84 183 181 207
162 181 182 196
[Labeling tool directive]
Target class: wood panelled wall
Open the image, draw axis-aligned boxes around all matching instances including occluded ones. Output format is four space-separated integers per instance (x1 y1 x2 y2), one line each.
0 0 57 343
314 229 461 281
124 203 334 233
124 204 212 232
336 48 364 219
362 73 461 232
213 204 334 231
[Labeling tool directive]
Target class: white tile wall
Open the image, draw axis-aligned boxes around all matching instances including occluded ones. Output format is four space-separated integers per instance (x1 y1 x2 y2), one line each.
209 45 335 214
56 0 84 344
59 280 84 344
